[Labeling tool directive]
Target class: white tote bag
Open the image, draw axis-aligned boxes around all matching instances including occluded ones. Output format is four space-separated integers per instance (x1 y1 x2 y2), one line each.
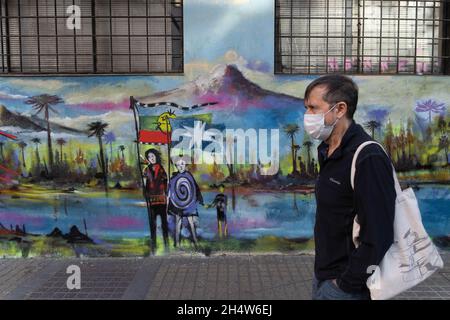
351 141 443 300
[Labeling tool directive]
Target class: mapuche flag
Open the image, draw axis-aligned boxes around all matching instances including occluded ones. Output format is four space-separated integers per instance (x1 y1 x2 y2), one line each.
138 114 213 145
138 115 171 145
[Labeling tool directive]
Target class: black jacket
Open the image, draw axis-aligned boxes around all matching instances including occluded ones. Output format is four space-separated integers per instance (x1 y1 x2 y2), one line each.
314 120 396 294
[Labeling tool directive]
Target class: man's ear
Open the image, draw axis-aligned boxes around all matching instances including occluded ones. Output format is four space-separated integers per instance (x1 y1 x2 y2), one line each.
337 102 348 119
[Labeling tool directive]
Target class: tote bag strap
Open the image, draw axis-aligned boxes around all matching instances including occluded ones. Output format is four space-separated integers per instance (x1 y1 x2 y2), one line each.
350 141 402 196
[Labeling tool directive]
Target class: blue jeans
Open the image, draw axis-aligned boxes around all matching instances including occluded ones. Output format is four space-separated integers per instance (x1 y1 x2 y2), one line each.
312 275 371 300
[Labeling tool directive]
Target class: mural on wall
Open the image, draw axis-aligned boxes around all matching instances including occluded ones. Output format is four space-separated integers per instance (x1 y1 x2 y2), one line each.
0 0 449 257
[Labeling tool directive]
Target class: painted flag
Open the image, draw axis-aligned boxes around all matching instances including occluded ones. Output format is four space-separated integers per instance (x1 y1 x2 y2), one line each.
138 115 169 145
139 113 213 129
138 113 213 145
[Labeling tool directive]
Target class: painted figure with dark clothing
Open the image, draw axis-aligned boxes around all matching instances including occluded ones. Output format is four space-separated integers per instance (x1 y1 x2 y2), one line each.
143 148 169 253
167 157 204 248
206 184 228 238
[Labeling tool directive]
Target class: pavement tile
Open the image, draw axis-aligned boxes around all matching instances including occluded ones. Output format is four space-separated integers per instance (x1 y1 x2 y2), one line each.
1 252 449 300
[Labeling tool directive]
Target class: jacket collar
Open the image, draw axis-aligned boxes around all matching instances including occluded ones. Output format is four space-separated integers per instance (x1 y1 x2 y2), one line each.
318 120 360 162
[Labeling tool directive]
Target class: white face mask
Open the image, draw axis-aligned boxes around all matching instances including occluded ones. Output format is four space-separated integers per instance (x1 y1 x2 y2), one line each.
303 103 340 141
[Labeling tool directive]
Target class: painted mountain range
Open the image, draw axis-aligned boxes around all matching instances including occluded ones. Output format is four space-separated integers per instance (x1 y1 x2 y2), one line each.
0 104 84 135
134 64 306 134
138 64 304 113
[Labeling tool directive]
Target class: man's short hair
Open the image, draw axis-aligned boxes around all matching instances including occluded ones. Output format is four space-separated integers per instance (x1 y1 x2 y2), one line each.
304 74 359 119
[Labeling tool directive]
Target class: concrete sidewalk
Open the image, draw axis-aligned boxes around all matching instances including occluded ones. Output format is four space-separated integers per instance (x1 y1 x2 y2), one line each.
1 252 449 300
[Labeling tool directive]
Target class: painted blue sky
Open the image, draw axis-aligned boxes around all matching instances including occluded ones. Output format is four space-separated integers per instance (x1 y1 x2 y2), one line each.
185 0 274 66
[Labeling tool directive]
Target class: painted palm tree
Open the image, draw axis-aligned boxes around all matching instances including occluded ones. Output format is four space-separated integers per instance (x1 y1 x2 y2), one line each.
25 94 64 169
367 108 389 124
103 131 116 163
415 99 446 125
87 121 109 190
406 118 415 161
74 148 86 169
364 120 381 139
18 141 27 168
437 115 447 134
31 138 41 168
384 119 394 158
439 133 449 165
283 124 300 174
0 141 4 161
56 138 67 163
394 136 402 166
303 140 313 175
119 145 126 161
399 124 407 162
293 144 301 173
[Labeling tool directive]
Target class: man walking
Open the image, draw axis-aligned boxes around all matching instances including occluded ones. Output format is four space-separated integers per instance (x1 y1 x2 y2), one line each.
303 75 396 300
